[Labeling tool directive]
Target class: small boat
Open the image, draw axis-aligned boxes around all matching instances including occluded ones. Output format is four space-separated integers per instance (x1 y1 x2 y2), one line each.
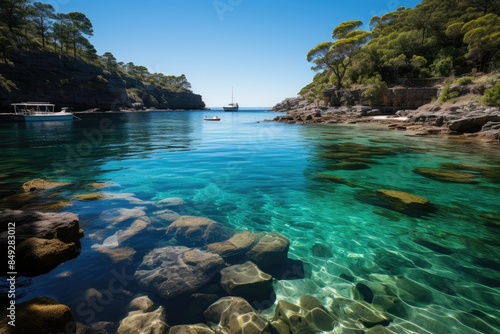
223 87 239 112
204 116 221 121
10 102 73 122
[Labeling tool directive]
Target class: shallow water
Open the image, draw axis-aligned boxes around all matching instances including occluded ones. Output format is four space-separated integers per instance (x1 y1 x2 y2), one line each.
1 110 499 333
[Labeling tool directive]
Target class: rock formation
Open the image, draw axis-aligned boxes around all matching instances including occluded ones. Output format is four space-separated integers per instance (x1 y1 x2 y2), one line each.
0 51 205 111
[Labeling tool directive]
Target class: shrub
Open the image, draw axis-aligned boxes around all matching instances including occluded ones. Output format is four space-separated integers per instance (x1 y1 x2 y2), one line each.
438 84 459 102
362 76 388 106
483 82 500 106
453 76 474 86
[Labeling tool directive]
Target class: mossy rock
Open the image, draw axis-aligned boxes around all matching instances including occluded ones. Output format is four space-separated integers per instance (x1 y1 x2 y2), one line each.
413 167 478 184
22 178 71 192
74 193 105 201
330 162 371 171
376 189 435 215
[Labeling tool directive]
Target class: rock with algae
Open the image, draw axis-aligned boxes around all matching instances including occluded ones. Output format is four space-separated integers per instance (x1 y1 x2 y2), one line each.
376 189 435 215
220 261 273 300
413 167 478 184
117 305 169 334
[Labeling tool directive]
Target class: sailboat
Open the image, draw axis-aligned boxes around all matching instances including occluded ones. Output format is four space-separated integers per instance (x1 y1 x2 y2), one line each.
223 87 239 111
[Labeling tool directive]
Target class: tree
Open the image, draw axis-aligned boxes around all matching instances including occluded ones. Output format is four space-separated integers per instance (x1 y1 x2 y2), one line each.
30 2 56 49
307 20 370 88
461 13 500 70
0 0 31 45
102 51 117 69
65 12 93 58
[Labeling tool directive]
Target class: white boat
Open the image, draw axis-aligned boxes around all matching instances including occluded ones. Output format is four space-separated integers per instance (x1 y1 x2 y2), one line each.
223 88 239 112
10 102 73 122
204 116 221 121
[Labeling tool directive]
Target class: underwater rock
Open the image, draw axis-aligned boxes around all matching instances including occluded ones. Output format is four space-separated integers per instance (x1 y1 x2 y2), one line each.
246 232 290 269
207 231 261 262
73 193 105 201
413 167 478 184
330 298 391 328
375 189 435 215
21 178 71 192
127 296 154 312
330 161 371 170
271 296 336 333
0 297 76 334
154 197 186 208
17 237 80 276
353 281 397 312
170 323 215 334
220 261 273 300
152 209 181 224
204 296 271 334
94 246 136 264
134 246 225 300
166 216 231 247
116 306 169 334
312 243 333 258
0 209 83 275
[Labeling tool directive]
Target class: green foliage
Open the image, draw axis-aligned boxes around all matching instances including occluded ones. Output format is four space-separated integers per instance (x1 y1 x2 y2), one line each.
461 13 500 71
483 82 500 106
453 76 474 85
432 56 454 77
0 74 16 92
439 84 460 102
362 75 389 106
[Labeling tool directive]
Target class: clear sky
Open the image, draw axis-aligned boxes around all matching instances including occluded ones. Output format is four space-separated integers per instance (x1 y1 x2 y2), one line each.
41 0 421 107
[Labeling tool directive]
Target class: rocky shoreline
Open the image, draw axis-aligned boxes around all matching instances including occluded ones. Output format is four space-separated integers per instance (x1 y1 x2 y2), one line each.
271 96 500 143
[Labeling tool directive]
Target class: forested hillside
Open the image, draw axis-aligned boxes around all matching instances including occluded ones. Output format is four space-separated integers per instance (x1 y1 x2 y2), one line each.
303 0 500 106
0 0 205 110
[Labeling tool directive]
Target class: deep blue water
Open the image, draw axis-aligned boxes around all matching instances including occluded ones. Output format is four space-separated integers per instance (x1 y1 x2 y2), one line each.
0 110 499 333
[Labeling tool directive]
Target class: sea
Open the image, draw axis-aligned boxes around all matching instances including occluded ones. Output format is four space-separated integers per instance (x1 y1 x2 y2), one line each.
0 109 499 333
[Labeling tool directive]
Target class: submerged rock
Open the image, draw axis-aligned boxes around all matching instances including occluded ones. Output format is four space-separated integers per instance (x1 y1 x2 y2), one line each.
207 231 261 262
330 298 391 328
0 209 83 275
246 232 290 269
117 306 169 334
170 323 215 334
134 246 225 300
413 167 478 184
166 216 231 247
21 178 71 192
0 297 76 334
220 261 273 300
271 296 336 334
376 189 435 215
204 296 271 334
127 296 154 312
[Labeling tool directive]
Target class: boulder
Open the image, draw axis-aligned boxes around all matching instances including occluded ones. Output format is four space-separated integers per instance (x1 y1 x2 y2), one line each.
330 298 390 328
170 323 215 334
220 261 273 299
166 216 231 247
413 167 478 184
246 232 290 269
204 296 271 334
0 209 83 275
0 297 76 334
207 231 261 262
21 178 71 192
127 296 154 312
449 115 500 133
375 189 435 215
117 306 169 334
134 246 225 300
271 296 336 334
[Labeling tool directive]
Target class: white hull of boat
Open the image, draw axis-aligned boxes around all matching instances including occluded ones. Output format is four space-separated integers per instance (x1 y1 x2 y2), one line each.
17 112 74 122
223 105 239 112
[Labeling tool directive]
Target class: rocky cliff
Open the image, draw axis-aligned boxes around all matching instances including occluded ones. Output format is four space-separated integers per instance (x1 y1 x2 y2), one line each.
0 52 205 111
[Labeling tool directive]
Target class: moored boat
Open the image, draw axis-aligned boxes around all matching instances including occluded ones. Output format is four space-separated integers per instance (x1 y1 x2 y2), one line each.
9 102 73 122
204 116 221 121
223 88 239 112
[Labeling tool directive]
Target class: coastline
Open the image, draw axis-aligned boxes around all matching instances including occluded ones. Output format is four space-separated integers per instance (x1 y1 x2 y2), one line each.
271 97 500 143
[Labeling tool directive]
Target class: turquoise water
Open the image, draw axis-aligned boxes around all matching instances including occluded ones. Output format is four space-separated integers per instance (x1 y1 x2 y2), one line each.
1 110 499 333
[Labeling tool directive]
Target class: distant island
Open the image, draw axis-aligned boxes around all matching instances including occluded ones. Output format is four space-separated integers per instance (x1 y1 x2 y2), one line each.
272 0 500 141
0 1 205 111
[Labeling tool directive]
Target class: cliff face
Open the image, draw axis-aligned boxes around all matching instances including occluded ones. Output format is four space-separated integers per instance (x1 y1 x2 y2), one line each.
0 52 205 111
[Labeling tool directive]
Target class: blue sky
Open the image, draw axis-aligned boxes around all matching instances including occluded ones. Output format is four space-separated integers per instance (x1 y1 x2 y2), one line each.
42 0 421 107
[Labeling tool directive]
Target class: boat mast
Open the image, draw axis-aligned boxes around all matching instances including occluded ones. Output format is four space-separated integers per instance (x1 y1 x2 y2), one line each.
231 86 234 105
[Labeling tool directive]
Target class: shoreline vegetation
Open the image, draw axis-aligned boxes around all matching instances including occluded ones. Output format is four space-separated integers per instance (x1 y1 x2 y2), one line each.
271 0 499 142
